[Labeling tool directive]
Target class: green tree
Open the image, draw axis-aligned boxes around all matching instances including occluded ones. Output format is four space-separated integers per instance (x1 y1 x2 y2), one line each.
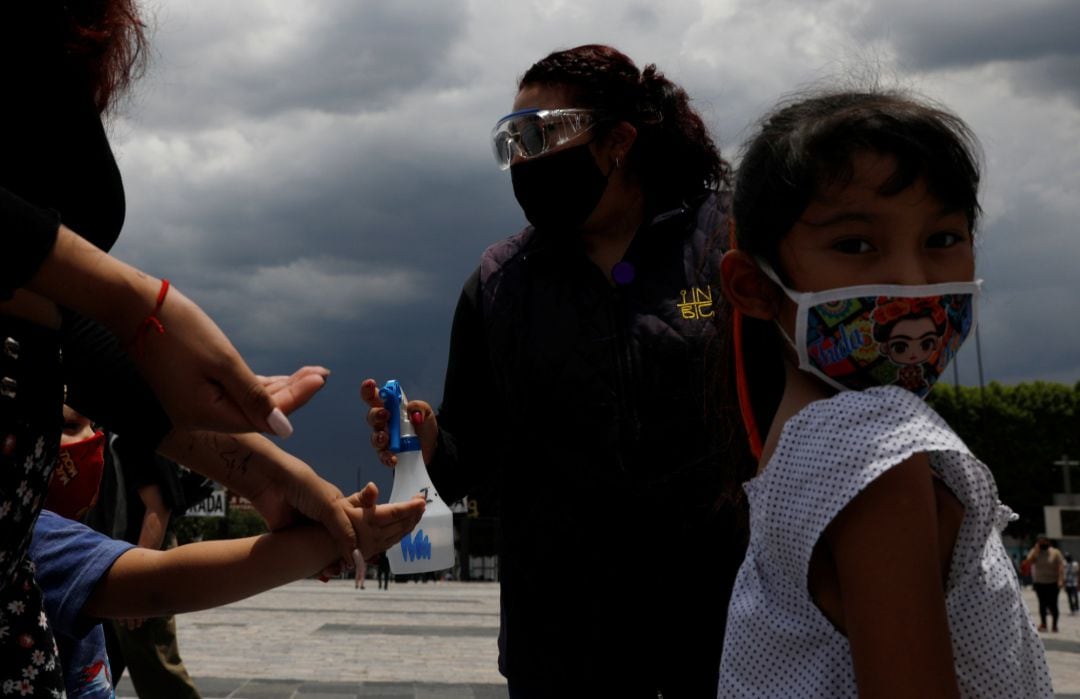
174 508 268 544
928 381 1080 540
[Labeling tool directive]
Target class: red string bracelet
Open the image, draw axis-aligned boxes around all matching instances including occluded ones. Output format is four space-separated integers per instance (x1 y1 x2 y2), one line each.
135 279 170 357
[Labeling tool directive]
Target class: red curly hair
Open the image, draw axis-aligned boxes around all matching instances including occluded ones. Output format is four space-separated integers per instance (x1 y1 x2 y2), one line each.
61 0 149 114
13 1 149 114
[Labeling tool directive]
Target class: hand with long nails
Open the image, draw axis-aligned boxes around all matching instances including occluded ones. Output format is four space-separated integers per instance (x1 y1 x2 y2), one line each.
359 378 438 468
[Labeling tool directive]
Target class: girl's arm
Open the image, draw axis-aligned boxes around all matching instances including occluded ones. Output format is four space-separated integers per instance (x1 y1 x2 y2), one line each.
83 489 424 619
85 524 337 618
825 453 961 699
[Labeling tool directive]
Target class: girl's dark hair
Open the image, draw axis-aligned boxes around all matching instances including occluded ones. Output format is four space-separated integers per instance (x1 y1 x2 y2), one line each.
733 90 982 271
519 44 731 206
720 89 982 468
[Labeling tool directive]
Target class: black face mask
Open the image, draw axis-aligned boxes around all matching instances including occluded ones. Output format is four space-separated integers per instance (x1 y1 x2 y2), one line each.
510 144 610 231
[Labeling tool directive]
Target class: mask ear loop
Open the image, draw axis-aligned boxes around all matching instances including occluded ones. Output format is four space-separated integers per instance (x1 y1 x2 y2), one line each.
729 219 764 462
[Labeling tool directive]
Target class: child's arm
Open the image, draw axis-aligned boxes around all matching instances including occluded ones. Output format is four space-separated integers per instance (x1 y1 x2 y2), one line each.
825 453 961 698
84 487 424 619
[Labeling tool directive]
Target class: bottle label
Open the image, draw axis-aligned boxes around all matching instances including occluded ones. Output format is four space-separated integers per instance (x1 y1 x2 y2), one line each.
400 528 432 561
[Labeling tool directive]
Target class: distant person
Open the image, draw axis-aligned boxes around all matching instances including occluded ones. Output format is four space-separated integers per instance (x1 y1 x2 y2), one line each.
1065 552 1079 615
363 44 745 695
716 90 1052 697
354 552 368 590
1027 535 1066 632
377 554 391 591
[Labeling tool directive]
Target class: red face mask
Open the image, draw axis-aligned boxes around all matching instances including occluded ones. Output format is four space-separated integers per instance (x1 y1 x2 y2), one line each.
45 431 106 520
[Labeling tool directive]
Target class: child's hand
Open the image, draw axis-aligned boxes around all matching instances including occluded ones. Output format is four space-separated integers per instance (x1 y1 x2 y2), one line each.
346 482 426 560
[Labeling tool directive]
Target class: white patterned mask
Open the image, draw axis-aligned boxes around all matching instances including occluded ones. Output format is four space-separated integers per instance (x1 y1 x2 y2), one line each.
759 260 981 398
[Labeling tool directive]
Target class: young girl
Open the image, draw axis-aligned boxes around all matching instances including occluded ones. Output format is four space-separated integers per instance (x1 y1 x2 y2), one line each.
716 91 1052 698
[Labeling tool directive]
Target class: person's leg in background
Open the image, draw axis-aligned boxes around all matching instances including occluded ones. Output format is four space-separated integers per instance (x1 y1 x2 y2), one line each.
112 615 201 699
1034 583 1054 631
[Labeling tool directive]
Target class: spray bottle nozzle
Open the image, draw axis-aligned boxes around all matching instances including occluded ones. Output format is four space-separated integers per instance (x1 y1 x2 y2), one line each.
378 380 418 454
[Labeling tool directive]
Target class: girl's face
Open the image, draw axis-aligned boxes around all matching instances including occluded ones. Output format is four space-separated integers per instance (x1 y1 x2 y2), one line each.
775 150 975 336
778 151 975 290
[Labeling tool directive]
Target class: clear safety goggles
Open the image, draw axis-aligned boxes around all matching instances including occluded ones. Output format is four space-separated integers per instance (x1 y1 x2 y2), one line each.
491 108 609 170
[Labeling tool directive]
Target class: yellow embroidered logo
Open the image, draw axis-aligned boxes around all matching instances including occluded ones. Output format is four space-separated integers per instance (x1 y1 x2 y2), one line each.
677 287 714 320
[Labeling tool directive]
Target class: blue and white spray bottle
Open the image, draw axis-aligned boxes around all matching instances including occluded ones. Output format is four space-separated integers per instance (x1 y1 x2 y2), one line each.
379 380 454 574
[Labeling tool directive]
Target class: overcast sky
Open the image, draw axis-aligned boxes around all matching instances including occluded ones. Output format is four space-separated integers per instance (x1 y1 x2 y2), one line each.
108 0 1080 496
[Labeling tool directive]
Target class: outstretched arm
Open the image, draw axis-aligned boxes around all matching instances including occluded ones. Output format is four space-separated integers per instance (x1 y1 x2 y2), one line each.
157 428 362 566
84 486 424 619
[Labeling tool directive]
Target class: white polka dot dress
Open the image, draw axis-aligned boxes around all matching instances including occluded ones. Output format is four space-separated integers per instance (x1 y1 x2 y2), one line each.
718 386 1053 698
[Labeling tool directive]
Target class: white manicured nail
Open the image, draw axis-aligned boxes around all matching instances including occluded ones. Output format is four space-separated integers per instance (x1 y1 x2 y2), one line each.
267 408 293 438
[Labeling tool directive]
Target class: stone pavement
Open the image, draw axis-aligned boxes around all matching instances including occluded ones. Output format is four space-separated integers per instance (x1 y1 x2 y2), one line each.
114 580 1080 698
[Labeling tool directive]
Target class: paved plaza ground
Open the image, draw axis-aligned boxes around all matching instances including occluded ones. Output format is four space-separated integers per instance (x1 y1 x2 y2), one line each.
115 579 1080 698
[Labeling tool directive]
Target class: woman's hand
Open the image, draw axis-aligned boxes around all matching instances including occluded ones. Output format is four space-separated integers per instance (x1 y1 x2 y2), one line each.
27 225 306 436
129 282 299 436
360 378 438 467
257 366 330 415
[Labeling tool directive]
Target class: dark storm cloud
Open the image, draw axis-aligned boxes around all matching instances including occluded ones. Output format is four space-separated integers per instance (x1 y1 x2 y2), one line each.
141 0 469 129
856 0 1080 103
858 0 1080 68
106 0 1080 494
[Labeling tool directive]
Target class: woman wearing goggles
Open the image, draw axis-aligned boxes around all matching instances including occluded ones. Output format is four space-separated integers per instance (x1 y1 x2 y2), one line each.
491 108 610 170
365 44 740 697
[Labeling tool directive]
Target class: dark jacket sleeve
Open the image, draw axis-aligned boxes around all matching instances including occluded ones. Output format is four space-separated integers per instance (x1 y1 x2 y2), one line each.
0 186 61 299
60 309 173 455
426 267 499 504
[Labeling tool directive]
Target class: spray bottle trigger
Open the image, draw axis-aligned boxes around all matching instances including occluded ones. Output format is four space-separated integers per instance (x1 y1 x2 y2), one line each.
378 380 403 453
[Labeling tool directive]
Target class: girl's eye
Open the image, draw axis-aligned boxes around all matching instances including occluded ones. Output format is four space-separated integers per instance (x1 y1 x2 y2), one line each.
926 231 968 249
890 340 909 355
832 238 874 254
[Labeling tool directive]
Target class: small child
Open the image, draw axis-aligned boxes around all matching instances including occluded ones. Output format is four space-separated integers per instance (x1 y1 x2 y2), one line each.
715 90 1052 697
32 409 424 698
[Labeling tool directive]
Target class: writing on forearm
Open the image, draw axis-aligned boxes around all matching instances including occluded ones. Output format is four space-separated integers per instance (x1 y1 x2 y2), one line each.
208 432 254 477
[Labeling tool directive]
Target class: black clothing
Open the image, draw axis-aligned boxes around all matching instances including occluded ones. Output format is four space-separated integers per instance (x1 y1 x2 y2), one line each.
0 10 123 299
428 194 746 694
0 189 61 299
0 315 67 694
61 311 173 456
1 8 126 257
1034 582 1060 629
0 14 172 447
